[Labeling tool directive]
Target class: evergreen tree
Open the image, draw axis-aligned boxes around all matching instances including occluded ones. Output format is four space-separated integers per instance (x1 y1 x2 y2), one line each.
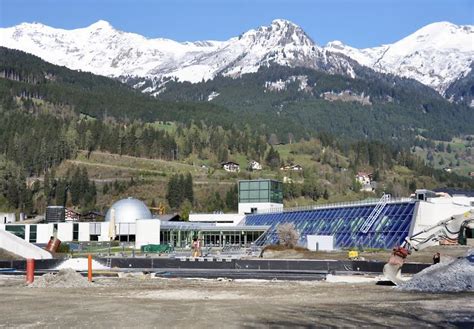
184 173 194 204
265 146 281 169
225 184 238 211
323 189 329 200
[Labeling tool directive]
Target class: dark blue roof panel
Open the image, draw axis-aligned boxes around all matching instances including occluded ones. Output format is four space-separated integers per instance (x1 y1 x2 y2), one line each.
244 202 416 249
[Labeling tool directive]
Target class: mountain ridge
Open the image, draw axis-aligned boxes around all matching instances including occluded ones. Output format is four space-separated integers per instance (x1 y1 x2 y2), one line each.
1 19 471 98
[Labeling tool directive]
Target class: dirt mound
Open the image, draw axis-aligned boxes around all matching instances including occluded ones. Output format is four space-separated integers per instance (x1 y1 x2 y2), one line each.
398 249 474 293
29 269 92 288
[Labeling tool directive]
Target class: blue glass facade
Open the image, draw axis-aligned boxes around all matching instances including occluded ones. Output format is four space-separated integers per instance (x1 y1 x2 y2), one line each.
245 202 416 249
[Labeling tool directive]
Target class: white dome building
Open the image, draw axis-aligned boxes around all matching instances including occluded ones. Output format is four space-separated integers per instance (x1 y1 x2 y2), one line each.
105 197 153 223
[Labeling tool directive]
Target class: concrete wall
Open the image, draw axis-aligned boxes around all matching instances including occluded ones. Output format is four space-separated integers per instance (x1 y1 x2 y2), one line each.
238 202 283 215
135 220 160 248
307 235 334 251
0 229 52 259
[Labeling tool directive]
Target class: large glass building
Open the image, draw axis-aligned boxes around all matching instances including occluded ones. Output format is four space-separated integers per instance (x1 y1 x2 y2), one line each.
239 179 283 204
245 200 417 249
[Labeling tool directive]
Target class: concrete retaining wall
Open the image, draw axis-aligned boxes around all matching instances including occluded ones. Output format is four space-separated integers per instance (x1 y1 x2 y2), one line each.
0 230 52 259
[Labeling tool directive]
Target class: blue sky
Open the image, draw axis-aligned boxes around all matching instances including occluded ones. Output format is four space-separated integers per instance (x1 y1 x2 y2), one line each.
0 0 472 47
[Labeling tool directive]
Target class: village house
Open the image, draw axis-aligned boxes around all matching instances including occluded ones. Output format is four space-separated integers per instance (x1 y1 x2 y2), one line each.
280 164 303 171
248 160 262 171
221 161 240 173
355 172 374 192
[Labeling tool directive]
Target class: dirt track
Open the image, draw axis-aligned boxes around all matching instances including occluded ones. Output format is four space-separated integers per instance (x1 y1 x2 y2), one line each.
0 276 472 328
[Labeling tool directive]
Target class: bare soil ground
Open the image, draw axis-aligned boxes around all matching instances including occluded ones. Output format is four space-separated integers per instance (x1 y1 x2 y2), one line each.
0 275 472 328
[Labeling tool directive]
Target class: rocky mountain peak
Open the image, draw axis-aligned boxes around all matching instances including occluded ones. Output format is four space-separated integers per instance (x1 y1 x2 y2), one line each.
240 19 315 48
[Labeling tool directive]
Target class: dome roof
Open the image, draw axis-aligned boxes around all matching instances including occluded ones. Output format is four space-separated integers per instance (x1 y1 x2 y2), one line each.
105 197 152 223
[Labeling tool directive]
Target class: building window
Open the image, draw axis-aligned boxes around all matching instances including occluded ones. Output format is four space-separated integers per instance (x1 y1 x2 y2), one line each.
73 223 79 241
6 225 25 240
239 179 283 204
29 225 37 243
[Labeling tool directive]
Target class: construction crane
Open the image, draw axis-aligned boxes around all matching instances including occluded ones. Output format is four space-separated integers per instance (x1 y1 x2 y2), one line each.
383 210 474 285
150 203 166 215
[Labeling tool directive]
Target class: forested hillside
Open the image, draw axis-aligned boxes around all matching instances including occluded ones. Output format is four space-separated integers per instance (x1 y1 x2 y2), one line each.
0 47 472 218
152 65 474 143
445 63 474 107
0 47 239 125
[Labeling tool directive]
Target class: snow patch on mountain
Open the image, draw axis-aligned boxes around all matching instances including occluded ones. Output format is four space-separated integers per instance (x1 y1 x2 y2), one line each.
207 91 220 101
264 75 311 92
326 22 474 94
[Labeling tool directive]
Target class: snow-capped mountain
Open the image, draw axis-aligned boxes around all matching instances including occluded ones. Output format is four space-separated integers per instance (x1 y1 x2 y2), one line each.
326 22 474 94
0 19 472 96
0 19 355 87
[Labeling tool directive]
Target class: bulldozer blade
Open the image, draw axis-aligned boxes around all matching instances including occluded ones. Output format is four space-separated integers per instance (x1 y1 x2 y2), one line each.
382 263 405 285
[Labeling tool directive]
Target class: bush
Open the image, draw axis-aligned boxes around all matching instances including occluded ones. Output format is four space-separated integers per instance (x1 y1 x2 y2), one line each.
276 223 300 248
56 243 70 253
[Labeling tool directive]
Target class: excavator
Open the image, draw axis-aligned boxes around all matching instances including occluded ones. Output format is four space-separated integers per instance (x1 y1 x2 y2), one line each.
383 209 474 285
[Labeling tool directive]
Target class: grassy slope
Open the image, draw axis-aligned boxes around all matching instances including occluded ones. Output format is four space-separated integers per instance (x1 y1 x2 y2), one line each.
57 141 441 213
412 136 474 176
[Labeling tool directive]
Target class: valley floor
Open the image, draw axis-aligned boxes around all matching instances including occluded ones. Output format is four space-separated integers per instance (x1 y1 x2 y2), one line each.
0 275 472 328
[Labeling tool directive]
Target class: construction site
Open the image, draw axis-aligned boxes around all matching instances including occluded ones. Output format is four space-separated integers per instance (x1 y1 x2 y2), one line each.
1 181 473 327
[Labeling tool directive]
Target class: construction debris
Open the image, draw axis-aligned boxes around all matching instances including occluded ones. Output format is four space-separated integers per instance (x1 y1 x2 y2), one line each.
398 250 474 292
29 269 92 288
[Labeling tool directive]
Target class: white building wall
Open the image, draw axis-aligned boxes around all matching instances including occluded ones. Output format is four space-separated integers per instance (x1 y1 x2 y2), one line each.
37 224 54 243
307 235 334 251
57 223 73 242
24 225 30 243
450 195 474 207
189 213 245 226
412 196 474 235
99 222 110 241
0 213 16 224
238 202 283 215
78 223 90 241
135 220 160 248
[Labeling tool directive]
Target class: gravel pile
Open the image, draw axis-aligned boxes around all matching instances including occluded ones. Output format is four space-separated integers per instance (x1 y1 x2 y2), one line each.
29 269 92 288
55 258 109 271
398 249 474 293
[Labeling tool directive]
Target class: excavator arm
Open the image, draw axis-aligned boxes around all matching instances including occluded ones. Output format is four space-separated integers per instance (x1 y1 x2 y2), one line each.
383 210 474 285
